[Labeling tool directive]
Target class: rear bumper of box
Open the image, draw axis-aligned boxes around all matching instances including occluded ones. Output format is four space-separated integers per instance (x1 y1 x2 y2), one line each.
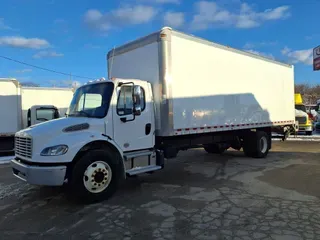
11 159 67 186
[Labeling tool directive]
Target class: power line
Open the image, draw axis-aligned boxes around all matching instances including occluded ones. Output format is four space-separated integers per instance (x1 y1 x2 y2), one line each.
0 55 94 80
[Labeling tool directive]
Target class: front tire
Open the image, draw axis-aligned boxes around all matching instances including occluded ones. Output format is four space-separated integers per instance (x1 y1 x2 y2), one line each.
68 149 121 204
306 131 313 136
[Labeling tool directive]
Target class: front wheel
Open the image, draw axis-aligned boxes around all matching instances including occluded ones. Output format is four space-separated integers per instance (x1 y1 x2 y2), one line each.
306 131 313 136
67 149 121 204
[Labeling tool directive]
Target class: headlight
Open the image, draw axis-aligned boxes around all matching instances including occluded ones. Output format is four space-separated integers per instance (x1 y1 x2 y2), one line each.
41 145 68 156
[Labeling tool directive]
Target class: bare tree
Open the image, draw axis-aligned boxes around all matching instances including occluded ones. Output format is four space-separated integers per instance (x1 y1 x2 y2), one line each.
295 83 320 104
20 81 40 87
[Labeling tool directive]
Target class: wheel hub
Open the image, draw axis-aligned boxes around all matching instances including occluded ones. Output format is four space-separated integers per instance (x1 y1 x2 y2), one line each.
260 136 268 153
94 171 105 183
83 161 112 193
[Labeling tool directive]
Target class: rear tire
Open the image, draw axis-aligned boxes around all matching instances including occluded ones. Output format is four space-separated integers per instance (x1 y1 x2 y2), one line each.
242 131 270 158
67 149 121 204
242 135 255 157
203 144 226 154
163 147 178 159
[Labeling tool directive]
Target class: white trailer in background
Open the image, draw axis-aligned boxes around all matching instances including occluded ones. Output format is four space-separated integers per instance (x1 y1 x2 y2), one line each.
0 79 21 151
0 78 74 153
21 86 74 129
11 27 296 203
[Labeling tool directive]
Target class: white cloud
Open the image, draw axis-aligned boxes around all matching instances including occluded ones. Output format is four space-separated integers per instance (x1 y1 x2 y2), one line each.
113 5 157 24
281 47 313 65
191 1 232 30
33 51 64 59
191 1 290 30
155 0 180 3
259 6 290 20
243 41 277 49
135 0 180 4
84 43 101 49
305 34 320 41
85 10 103 22
245 49 275 60
84 9 111 31
84 5 157 32
0 18 12 30
15 69 32 73
281 46 290 55
54 19 66 24
164 12 184 28
0 36 50 49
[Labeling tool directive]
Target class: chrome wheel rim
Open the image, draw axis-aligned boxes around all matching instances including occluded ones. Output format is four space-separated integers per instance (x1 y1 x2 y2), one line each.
260 136 268 153
83 161 112 193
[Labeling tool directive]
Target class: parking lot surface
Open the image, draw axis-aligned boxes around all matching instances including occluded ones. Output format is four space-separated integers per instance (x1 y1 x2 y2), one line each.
1 141 320 240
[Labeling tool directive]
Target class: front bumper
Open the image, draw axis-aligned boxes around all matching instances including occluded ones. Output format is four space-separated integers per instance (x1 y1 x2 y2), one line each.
297 125 313 132
11 159 67 186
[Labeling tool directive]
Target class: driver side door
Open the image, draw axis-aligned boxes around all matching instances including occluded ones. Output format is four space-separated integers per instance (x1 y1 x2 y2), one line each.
113 83 154 152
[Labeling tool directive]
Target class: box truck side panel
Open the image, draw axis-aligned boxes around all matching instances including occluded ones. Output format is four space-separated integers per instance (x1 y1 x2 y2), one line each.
170 32 295 132
108 41 163 131
0 80 21 135
21 87 74 129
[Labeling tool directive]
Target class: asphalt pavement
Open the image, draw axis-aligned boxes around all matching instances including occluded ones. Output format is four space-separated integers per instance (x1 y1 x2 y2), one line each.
0 141 320 240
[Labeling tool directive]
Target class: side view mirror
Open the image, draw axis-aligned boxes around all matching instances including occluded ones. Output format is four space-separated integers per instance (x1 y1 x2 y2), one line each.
133 85 143 116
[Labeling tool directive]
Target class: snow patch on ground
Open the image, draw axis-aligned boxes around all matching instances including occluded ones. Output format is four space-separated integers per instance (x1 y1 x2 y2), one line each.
273 131 320 142
0 156 14 165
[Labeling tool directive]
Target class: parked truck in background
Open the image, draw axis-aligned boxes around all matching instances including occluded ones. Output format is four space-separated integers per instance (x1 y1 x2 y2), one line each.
0 78 74 153
294 93 313 135
11 27 296 203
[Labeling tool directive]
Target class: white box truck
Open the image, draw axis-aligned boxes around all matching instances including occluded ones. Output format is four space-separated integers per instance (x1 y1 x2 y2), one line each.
0 78 74 153
20 86 74 128
11 27 296 203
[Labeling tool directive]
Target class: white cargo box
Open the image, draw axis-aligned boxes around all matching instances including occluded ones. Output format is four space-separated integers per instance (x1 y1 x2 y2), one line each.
0 79 21 136
108 27 295 136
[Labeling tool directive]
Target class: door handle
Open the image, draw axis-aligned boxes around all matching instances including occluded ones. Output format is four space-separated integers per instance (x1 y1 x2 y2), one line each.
145 123 151 135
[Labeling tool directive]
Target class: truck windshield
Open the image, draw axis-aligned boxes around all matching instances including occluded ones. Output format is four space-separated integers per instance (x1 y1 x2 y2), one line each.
67 82 114 118
295 104 307 113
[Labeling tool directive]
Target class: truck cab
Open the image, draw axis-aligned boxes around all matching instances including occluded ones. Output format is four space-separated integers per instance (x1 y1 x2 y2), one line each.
11 78 162 202
294 93 313 135
27 105 60 127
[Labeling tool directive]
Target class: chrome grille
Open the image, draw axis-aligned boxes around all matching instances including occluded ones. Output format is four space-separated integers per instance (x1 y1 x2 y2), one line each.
295 116 307 124
15 136 32 158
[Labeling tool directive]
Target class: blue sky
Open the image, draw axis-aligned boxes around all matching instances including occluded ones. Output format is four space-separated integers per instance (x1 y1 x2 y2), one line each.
0 0 319 87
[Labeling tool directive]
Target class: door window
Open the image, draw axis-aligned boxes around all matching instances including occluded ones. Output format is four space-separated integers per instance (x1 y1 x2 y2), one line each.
117 85 146 116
